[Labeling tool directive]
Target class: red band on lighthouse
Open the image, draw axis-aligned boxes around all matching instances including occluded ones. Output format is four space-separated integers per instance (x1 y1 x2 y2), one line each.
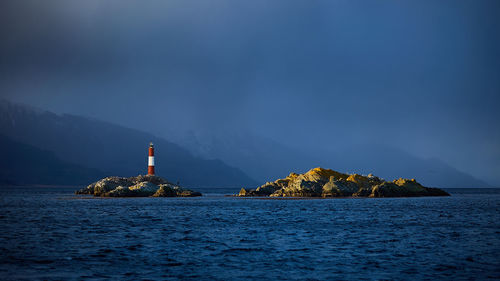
148 142 155 175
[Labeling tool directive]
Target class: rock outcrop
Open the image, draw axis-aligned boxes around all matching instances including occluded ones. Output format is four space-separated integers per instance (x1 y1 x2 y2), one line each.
238 167 449 198
76 175 202 197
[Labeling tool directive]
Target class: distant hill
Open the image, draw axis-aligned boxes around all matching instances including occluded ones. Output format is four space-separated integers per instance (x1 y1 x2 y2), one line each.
0 134 104 185
0 100 258 188
317 144 492 188
175 132 491 188
1 99 489 189
174 131 318 184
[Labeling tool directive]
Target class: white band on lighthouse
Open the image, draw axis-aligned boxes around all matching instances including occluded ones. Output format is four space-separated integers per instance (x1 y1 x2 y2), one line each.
148 156 155 166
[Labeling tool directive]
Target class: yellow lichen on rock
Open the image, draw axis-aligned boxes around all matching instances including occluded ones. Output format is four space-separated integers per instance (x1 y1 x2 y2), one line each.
346 174 372 189
238 188 248 196
393 178 425 193
301 167 348 182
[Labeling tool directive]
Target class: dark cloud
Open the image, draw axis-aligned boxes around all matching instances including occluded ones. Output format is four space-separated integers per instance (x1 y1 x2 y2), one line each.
1 0 499 184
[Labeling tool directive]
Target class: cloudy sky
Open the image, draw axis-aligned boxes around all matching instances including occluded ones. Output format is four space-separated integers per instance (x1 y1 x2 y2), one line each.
1 0 499 185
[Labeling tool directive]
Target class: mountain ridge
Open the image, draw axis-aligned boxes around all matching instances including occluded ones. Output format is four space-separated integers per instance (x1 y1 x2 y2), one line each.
172 131 491 188
0 134 105 185
0 99 258 188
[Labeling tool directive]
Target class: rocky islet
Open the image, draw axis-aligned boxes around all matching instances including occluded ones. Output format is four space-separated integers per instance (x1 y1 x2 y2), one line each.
238 167 449 198
75 175 202 197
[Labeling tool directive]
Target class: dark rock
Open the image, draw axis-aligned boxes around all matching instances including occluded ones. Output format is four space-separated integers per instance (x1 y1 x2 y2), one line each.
153 184 202 197
322 177 359 197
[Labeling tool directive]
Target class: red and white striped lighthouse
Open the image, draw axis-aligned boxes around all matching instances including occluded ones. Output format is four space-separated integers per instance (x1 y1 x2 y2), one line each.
148 142 155 175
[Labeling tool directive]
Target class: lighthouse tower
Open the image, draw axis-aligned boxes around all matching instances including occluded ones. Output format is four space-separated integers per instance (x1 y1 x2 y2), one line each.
148 142 155 175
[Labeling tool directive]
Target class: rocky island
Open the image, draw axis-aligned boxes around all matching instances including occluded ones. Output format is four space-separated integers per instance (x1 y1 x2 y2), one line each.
75 175 202 197
238 167 449 198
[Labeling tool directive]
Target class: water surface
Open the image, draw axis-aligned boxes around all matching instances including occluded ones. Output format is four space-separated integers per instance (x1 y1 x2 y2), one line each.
0 186 499 280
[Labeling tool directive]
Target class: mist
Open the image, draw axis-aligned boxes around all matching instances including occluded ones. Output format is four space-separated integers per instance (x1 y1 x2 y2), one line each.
1 0 499 185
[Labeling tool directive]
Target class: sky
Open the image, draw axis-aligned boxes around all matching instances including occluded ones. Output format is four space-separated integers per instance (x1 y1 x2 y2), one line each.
1 0 499 185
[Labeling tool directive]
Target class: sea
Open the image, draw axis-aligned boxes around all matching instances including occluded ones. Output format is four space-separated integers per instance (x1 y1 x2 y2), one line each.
0 186 499 280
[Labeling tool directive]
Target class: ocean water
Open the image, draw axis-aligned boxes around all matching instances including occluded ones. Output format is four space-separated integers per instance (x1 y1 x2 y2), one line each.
0 186 499 280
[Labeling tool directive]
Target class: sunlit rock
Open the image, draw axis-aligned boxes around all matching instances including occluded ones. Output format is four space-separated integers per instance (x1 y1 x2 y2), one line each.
238 167 449 198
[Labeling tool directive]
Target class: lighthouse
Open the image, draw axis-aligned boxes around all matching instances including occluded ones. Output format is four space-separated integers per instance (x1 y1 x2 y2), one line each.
148 142 155 175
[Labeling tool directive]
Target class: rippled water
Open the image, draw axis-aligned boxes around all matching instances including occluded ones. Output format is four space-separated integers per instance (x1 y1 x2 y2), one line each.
0 186 499 280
